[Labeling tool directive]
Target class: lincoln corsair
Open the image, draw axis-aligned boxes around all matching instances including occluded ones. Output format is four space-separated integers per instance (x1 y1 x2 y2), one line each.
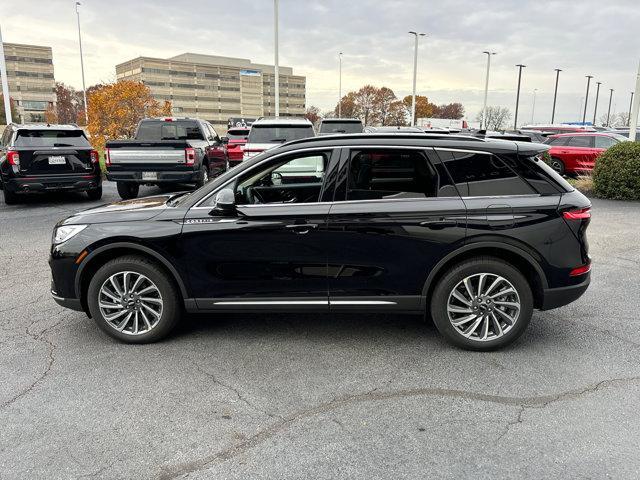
50 133 591 350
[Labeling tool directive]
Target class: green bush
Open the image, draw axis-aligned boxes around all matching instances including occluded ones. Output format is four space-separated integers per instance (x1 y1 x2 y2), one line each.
593 142 640 200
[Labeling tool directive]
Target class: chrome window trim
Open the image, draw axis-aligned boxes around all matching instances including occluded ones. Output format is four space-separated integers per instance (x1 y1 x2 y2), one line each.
211 300 398 306
434 147 492 155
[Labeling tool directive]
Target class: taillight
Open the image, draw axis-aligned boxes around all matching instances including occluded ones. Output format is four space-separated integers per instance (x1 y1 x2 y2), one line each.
563 207 591 220
90 150 99 164
7 150 20 166
105 148 111 166
185 147 196 166
570 264 591 277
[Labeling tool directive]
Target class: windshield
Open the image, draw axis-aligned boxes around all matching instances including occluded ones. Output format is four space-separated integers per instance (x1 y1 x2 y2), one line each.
319 122 363 134
247 125 314 144
15 130 90 147
136 120 204 141
227 129 250 140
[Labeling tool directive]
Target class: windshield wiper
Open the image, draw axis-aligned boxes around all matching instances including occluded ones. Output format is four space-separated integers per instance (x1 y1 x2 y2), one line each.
269 138 288 143
53 143 74 147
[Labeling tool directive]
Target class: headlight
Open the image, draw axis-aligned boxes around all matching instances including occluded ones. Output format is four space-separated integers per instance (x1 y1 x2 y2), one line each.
52 224 88 245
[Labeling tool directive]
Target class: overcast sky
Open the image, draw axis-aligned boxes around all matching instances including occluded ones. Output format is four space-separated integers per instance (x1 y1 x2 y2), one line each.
2 0 639 123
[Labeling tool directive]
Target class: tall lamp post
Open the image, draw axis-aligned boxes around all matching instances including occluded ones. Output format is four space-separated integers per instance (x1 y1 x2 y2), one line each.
531 88 538 124
408 31 426 126
582 75 593 123
75 2 89 125
606 89 614 127
338 52 343 117
551 68 561 124
0 25 13 124
592 81 602 125
630 60 640 142
628 92 635 127
514 64 526 129
273 0 279 117
481 51 496 130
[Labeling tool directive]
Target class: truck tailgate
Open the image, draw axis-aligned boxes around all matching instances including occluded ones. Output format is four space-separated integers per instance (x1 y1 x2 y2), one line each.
107 148 187 165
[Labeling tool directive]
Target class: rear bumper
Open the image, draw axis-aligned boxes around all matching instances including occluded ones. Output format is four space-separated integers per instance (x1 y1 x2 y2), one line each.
540 274 590 310
106 170 199 183
4 174 101 193
51 292 83 312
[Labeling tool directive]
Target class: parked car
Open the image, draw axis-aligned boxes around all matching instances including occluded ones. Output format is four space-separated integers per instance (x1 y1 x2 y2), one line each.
521 124 596 134
363 126 425 133
613 128 640 141
50 133 591 350
243 117 315 160
318 118 363 135
105 118 227 200
545 132 629 175
0 123 101 205
224 127 250 167
512 130 551 143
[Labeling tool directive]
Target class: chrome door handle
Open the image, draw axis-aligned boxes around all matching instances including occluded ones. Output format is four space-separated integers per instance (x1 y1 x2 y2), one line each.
285 223 318 234
419 219 457 229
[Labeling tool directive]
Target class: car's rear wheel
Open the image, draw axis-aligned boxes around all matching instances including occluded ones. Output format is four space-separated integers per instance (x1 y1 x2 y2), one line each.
87 255 181 343
195 163 209 188
3 188 19 205
430 257 533 351
116 181 139 200
86 186 103 201
550 157 565 175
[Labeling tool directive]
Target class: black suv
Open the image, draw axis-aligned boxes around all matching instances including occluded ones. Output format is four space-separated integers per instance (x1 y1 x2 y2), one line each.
1 124 101 204
49 134 591 350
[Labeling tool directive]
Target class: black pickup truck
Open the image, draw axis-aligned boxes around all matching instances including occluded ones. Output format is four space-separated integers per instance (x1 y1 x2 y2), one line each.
105 118 228 200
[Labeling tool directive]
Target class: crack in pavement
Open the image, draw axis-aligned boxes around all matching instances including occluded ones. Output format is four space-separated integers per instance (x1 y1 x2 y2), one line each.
156 376 640 480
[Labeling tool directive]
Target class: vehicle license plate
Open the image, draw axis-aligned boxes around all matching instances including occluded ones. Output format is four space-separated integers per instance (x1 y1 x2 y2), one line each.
142 172 157 180
48 156 66 165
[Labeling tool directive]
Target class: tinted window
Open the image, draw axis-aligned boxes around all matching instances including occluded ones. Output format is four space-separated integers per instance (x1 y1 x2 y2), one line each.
594 136 617 148
437 150 536 197
136 120 204 141
546 136 568 146
247 125 314 144
347 149 446 200
227 129 250 140
566 136 592 147
14 129 90 147
319 121 363 134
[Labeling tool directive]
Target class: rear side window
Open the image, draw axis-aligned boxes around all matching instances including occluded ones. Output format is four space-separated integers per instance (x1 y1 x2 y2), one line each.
566 136 592 147
546 136 568 146
14 129 90 147
436 150 536 197
247 125 314 144
346 149 454 200
136 120 204 141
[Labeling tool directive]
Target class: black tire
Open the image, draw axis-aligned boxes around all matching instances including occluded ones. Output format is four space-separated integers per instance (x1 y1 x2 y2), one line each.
86 186 103 201
3 188 19 205
87 255 181 344
550 157 565 176
430 256 533 351
158 184 175 193
116 181 139 200
195 163 209 189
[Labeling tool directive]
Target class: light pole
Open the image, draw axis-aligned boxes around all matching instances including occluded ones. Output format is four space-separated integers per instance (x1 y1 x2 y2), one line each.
630 60 640 142
531 88 537 124
606 89 614 126
592 81 601 125
551 68 561 124
273 0 279 117
75 2 89 125
409 31 426 126
628 91 634 127
338 52 343 117
0 25 13 124
514 64 526 129
582 75 593 124
481 51 496 130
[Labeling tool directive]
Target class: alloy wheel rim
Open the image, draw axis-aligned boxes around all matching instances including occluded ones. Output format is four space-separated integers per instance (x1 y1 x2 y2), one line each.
203 169 209 183
98 271 163 335
446 273 520 342
551 160 562 172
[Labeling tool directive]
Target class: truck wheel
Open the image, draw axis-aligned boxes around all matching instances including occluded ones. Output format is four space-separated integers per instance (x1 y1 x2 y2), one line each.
86 186 103 201
116 182 139 200
195 164 209 188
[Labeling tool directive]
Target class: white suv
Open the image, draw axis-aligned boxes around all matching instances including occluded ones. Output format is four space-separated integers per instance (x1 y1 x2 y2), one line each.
243 117 315 160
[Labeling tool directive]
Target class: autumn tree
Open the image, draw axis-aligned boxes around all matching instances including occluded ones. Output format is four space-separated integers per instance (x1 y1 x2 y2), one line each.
402 95 434 121
44 104 58 123
475 106 512 130
304 105 322 126
387 101 408 126
87 81 172 151
353 85 379 126
335 92 358 119
0 95 19 124
376 87 400 126
433 102 465 119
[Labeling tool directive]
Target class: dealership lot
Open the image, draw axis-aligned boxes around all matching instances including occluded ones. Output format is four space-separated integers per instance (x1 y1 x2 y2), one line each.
1 182 639 479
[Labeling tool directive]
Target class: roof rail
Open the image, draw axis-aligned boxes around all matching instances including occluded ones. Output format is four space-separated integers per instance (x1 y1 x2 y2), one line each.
284 132 487 147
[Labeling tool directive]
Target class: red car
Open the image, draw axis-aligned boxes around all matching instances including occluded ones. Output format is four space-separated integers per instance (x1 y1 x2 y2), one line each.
521 124 596 134
545 132 628 175
224 127 250 167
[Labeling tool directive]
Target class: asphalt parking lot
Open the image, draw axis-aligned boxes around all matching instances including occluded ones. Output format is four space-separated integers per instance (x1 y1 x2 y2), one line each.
1 181 639 479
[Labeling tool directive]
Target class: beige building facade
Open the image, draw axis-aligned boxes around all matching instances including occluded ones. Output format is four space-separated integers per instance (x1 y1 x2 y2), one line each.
2 43 56 123
115 53 306 132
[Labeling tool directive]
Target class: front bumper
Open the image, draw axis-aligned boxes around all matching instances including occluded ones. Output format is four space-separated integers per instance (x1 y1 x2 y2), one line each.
106 170 199 184
51 292 83 311
540 274 590 310
4 174 101 193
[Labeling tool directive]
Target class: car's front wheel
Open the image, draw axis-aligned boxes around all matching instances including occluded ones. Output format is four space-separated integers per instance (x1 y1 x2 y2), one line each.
430 257 533 351
116 182 139 200
550 157 565 176
87 255 181 343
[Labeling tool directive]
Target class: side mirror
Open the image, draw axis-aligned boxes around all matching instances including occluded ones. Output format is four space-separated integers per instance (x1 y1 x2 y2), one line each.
221 136 229 145
209 188 236 216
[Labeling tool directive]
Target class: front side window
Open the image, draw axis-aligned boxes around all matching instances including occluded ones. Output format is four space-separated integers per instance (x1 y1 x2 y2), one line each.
437 150 536 197
346 149 447 200
235 151 330 205
566 136 592 147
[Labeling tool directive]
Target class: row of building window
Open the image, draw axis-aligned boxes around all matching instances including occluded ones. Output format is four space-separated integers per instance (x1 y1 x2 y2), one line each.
156 95 242 102
9 85 55 93
144 81 240 92
141 67 239 82
6 71 54 79
5 56 53 65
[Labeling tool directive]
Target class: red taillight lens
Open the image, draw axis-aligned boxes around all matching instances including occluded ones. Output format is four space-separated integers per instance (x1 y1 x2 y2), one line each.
7 150 20 166
90 150 99 164
570 264 591 277
185 147 196 166
563 208 591 220
105 148 111 166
